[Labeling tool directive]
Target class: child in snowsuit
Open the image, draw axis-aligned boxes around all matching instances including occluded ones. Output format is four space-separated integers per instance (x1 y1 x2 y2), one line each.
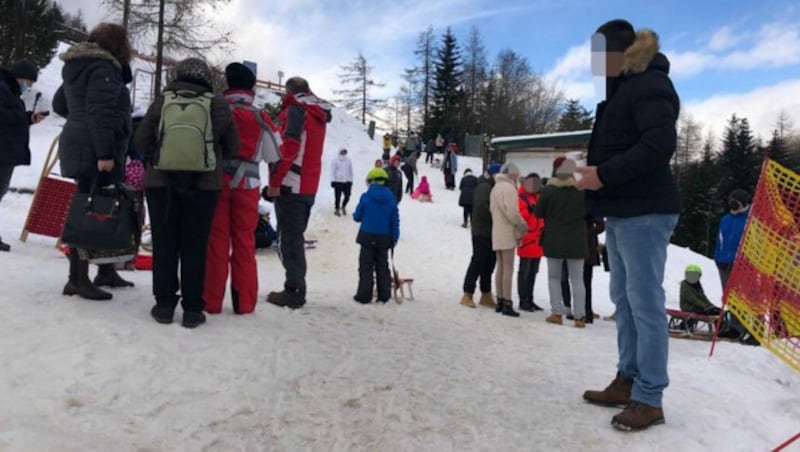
352 168 400 304
412 176 432 202
679 264 720 315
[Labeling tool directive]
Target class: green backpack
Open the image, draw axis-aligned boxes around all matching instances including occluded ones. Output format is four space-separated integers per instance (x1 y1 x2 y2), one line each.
155 90 216 172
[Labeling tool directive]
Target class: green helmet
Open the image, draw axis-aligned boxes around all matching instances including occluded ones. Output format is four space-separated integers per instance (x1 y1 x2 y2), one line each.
685 264 702 275
366 167 388 185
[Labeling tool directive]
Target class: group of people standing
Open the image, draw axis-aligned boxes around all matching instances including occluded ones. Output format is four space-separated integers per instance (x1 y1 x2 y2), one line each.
21 22 331 328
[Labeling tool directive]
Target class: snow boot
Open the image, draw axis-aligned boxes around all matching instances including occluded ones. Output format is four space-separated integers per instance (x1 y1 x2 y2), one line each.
583 373 632 407
531 302 544 311
611 402 665 431
519 299 535 312
500 299 520 317
353 295 371 304
495 298 504 313
460 293 476 308
151 305 175 324
267 289 306 309
94 264 135 288
342 206 347 215
63 250 112 301
334 208 341 217
478 292 497 309
545 314 563 325
574 318 586 328
0 238 10 252
182 311 206 329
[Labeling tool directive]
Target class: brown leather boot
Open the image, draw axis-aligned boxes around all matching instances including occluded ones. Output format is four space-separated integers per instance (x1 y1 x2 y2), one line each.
545 314 563 325
583 374 632 407
478 293 496 309
611 401 665 431
460 293 476 308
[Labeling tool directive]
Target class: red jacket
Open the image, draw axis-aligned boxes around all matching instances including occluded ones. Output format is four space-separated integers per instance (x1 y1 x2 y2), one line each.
269 92 332 195
517 187 544 258
224 90 279 190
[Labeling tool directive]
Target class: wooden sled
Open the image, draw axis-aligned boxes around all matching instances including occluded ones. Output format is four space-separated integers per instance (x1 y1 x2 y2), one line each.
392 277 415 304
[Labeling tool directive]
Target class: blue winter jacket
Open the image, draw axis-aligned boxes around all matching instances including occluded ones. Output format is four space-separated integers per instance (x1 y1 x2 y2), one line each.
714 208 749 265
353 183 400 245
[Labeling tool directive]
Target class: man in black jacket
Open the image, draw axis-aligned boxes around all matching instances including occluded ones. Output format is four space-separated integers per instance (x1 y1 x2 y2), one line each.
0 60 43 252
460 163 502 309
577 20 680 432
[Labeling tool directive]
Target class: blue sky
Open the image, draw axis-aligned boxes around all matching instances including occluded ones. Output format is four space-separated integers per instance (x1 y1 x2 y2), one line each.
66 0 800 139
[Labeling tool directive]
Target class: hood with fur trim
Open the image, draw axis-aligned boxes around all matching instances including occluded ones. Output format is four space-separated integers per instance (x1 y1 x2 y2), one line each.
60 42 121 70
622 29 668 75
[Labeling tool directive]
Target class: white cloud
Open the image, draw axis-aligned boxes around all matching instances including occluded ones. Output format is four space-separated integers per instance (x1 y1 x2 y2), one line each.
708 26 740 52
684 79 800 141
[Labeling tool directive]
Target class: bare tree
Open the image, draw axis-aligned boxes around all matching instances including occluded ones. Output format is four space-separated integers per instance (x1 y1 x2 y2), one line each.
102 0 232 56
399 68 418 132
775 109 795 142
676 114 703 165
413 26 436 136
334 52 384 125
461 25 487 134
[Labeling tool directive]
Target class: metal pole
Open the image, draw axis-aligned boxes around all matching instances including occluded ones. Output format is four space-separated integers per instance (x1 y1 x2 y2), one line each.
153 0 165 97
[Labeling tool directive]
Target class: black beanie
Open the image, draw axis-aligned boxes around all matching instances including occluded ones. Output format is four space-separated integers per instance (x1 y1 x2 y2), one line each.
10 60 38 82
225 62 256 90
596 19 636 52
729 189 751 206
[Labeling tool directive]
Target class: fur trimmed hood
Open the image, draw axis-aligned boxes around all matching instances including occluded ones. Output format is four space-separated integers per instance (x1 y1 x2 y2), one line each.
60 42 121 70
622 29 662 75
547 176 577 188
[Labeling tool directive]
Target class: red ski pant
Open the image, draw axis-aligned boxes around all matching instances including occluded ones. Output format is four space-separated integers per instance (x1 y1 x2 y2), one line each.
204 187 260 314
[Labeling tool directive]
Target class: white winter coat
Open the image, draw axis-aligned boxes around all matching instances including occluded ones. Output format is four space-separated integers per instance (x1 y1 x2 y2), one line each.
331 155 354 183
490 173 528 251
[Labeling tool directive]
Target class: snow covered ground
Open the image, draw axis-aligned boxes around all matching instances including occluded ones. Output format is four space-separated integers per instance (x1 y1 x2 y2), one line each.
0 50 799 452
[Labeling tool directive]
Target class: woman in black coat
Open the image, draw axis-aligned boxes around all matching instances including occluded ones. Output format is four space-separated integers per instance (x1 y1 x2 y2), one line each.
458 169 478 228
53 23 134 301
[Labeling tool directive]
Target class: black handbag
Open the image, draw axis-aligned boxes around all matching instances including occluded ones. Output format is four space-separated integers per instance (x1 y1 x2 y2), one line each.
62 179 134 251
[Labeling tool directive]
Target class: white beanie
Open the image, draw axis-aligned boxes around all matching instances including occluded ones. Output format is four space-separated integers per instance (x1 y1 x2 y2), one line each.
500 161 520 175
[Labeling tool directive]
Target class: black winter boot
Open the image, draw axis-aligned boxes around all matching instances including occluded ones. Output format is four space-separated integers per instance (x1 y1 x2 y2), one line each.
501 299 520 317
94 264 134 288
182 311 206 328
151 305 175 324
0 238 10 252
63 250 112 301
532 302 544 311
495 298 504 314
519 299 535 312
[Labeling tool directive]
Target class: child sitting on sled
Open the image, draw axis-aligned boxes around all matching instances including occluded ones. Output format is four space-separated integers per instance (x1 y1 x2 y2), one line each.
352 168 400 304
411 176 433 202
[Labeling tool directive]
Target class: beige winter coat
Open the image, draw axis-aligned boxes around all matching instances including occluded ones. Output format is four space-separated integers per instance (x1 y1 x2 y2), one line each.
490 173 528 251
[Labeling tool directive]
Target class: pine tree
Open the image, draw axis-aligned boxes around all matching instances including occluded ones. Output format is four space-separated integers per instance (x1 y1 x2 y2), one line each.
557 99 593 132
334 52 384 125
767 129 797 170
0 0 63 69
430 27 463 142
717 115 762 198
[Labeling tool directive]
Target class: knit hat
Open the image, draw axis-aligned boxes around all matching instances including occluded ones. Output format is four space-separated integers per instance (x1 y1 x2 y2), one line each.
500 162 520 175
390 154 402 166
552 156 566 171
525 172 540 180
10 60 38 82
175 57 214 90
596 19 636 52
729 189 751 206
685 264 702 283
555 158 577 176
225 62 256 90
367 167 388 185
487 163 502 175
464 169 472 175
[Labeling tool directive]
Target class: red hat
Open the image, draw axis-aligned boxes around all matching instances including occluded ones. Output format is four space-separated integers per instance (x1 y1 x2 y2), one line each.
390 154 401 165
553 156 567 170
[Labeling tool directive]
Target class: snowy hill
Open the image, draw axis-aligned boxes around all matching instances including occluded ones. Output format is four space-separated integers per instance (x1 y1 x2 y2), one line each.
0 50 798 451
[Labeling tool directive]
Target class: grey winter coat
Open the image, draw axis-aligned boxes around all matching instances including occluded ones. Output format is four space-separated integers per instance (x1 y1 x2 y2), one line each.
53 42 131 180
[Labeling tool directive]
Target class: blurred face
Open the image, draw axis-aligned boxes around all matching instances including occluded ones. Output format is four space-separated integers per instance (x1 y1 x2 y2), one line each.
524 177 542 193
509 172 520 183
591 33 625 101
685 271 702 284
16 78 33 93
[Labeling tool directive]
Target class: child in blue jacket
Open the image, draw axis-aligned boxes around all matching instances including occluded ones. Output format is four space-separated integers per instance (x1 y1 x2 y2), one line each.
714 189 751 290
353 168 400 303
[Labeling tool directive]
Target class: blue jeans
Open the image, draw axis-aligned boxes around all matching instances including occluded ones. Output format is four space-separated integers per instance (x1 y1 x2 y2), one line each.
606 213 679 408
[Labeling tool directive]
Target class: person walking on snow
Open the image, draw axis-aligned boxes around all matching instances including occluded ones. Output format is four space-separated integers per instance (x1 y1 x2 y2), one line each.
458 169 478 228
203 62 280 316
0 59 45 252
401 150 418 195
490 162 528 317
386 153 404 203
517 173 545 312
460 164 502 309
536 158 588 327
352 167 400 304
382 132 392 162
442 144 458 190
331 148 354 216
578 20 681 431
263 77 332 309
